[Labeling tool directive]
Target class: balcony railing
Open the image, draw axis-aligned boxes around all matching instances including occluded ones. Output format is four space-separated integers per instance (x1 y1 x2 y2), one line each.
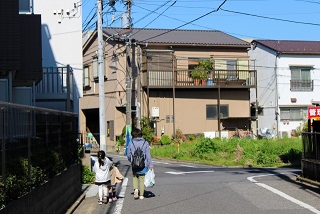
290 79 314 91
142 69 256 88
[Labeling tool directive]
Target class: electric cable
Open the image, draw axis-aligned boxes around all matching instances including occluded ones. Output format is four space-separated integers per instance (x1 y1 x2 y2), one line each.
139 0 228 42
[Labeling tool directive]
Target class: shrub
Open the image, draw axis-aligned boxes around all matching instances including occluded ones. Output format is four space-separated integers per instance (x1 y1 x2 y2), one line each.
194 138 217 154
187 134 196 141
160 135 171 145
176 129 187 142
82 165 95 184
141 117 155 143
118 126 126 146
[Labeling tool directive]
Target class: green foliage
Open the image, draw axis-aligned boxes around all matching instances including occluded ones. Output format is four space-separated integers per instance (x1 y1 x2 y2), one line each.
160 135 171 145
82 165 95 184
295 122 308 136
151 137 302 167
141 117 156 143
194 138 217 154
187 134 196 141
191 59 212 80
118 126 126 146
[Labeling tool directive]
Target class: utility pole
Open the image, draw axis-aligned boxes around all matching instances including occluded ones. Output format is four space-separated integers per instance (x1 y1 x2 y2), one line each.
97 0 106 152
136 45 141 129
124 0 132 155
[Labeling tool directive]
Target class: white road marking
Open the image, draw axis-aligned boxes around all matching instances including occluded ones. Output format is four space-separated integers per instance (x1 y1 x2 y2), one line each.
113 177 128 214
179 164 197 168
165 170 215 175
247 174 320 214
153 161 171 165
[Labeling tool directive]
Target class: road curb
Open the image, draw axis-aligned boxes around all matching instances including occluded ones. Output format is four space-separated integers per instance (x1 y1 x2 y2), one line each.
296 176 320 188
66 185 90 214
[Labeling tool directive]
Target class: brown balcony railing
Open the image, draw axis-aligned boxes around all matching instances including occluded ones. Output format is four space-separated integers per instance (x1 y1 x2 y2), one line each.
290 79 314 91
142 69 256 87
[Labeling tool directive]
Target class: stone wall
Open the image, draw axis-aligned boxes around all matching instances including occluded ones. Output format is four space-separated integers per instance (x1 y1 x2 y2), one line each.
1 163 82 214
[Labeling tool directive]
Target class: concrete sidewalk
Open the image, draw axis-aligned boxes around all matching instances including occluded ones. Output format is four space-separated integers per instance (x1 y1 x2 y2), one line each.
67 184 116 214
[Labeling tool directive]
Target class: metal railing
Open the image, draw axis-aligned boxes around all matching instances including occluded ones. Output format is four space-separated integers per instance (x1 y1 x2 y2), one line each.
290 80 314 91
142 69 256 87
35 66 73 98
0 101 79 206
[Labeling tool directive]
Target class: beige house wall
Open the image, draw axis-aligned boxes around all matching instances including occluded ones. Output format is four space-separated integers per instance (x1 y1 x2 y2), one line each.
142 89 250 138
81 36 128 147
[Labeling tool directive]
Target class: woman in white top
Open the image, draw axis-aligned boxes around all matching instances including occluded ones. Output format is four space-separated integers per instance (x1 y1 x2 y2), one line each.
93 150 113 204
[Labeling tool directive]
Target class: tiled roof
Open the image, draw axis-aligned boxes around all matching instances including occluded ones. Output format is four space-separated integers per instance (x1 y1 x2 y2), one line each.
103 27 249 47
254 40 320 55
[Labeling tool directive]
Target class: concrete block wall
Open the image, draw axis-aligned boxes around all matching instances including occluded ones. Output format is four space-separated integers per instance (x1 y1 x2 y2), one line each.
1 163 82 214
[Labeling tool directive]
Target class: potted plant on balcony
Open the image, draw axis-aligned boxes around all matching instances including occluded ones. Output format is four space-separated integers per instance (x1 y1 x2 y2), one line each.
190 68 201 86
193 59 212 86
200 70 209 86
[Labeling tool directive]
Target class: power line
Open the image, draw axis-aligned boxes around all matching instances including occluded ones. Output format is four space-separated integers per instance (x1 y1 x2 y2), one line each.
220 8 320 27
132 0 177 36
140 0 228 42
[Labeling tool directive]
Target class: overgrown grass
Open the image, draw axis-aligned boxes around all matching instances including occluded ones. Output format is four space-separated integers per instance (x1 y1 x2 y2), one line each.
150 137 302 167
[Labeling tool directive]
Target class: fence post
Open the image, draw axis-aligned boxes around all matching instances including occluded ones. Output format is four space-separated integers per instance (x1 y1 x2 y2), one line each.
1 107 6 185
28 110 32 189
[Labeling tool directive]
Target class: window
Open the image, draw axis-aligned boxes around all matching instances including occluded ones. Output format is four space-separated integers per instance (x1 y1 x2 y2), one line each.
92 57 107 80
83 66 90 89
188 58 210 70
19 0 32 13
226 60 237 80
92 58 98 79
280 107 307 121
290 67 313 91
206 105 229 119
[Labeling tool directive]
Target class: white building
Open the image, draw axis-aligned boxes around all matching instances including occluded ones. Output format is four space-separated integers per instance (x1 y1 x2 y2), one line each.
249 40 320 138
33 0 83 113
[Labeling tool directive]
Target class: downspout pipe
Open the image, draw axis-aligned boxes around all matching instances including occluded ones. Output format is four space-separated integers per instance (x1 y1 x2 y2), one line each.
275 52 280 138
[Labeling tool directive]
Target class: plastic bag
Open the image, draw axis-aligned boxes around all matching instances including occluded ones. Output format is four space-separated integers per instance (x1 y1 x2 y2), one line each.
144 169 155 187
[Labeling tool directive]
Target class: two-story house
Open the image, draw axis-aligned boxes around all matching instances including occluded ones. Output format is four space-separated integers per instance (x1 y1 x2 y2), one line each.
249 40 320 138
81 28 256 149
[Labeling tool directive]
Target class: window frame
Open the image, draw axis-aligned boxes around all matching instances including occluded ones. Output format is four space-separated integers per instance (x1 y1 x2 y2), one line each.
280 107 307 121
206 104 229 119
290 66 313 91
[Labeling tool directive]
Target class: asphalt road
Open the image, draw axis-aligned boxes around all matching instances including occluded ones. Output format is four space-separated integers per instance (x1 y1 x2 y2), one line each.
89 154 320 214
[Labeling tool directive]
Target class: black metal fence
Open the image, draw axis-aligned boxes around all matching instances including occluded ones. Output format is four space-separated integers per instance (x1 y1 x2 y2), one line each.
0 101 79 207
301 132 320 183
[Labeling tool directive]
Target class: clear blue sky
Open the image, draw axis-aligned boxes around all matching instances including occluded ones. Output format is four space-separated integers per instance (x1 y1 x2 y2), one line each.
81 0 320 41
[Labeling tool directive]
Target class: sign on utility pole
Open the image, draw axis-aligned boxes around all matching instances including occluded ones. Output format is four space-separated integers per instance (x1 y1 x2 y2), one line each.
97 0 106 152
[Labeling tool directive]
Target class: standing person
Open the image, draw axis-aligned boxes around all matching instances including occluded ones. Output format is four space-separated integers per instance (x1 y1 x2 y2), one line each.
127 128 154 200
93 150 113 205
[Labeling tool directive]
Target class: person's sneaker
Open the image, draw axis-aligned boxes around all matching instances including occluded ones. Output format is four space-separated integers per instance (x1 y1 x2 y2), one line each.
134 189 139 200
109 198 113 203
139 196 144 200
98 201 103 205
112 197 117 202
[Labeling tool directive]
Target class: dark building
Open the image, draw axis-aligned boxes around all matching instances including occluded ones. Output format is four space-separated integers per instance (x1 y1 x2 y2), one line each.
0 0 42 88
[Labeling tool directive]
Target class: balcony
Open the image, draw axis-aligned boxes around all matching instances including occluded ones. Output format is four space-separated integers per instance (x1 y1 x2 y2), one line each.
35 66 74 112
141 69 256 88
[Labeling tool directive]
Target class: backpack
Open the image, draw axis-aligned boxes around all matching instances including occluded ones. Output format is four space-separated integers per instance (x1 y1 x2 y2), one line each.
131 140 146 170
